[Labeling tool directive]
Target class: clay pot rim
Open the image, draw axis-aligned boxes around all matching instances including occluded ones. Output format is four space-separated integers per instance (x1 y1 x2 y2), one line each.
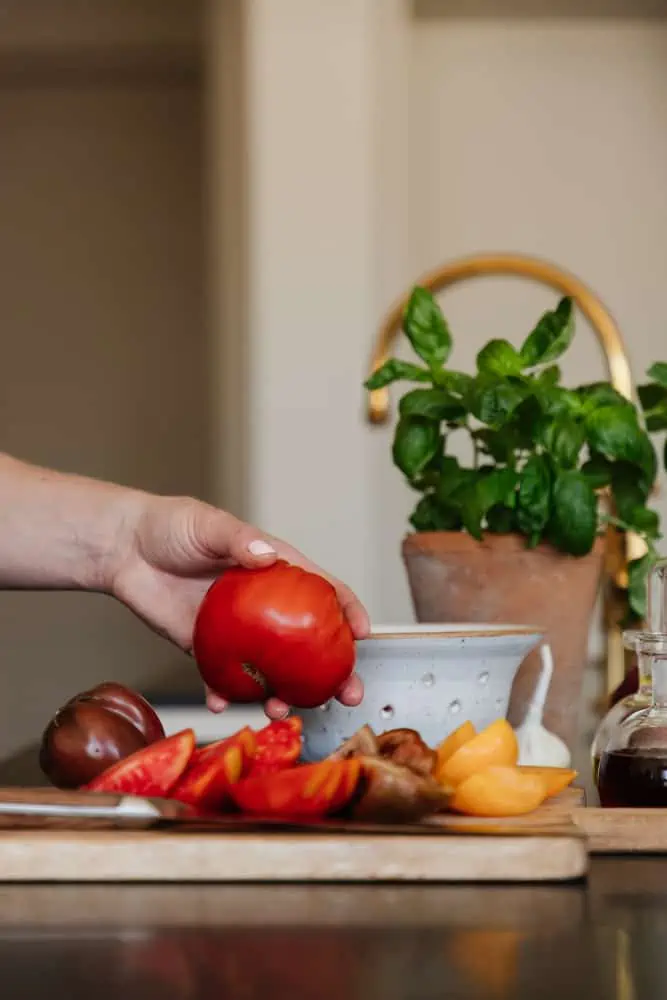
362 623 543 641
402 530 607 560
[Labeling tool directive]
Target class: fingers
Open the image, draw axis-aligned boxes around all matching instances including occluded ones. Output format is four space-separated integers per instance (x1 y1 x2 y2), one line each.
194 507 279 570
336 671 364 706
205 687 228 713
263 697 291 721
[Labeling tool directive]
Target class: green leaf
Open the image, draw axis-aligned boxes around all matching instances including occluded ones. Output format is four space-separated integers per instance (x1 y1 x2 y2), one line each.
516 455 551 536
647 362 667 388
577 382 630 415
627 553 656 620
402 287 452 367
625 507 660 540
459 470 517 540
519 297 574 367
409 494 462 532
638 382 667 413
581 455 612 489
611 463 649 518
392 417 440 480
364 358 431 390
431 369 474 397
539 415 585 469
486 504 515 534
435 458 474 504
641 395 667 433
537 365 562 387
399 388 466 422
476 339 524 377
469 376 525 427
549 470 598 556
585 405 652 472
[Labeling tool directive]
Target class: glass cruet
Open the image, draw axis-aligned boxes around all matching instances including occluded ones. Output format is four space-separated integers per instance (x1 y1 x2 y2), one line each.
591 558 667 784
596 559 667 808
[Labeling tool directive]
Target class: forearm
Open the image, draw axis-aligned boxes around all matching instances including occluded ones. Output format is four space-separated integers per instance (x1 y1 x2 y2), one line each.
0 453 144 591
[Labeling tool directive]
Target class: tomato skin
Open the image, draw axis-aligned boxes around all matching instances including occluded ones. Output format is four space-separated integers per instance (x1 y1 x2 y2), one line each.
231 759 361 818
192 561 356 708
85 729 195 797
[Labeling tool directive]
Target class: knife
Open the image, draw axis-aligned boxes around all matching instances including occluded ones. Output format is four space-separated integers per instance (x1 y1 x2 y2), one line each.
0 787 186 828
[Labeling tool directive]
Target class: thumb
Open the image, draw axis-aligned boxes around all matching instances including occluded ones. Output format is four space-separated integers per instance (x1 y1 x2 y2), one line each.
195 508 279 568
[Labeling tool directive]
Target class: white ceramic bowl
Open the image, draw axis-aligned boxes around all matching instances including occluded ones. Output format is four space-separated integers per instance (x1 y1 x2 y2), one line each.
299 623 543 762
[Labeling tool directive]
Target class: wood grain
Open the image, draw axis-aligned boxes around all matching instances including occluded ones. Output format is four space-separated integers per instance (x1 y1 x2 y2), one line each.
0 828 587 883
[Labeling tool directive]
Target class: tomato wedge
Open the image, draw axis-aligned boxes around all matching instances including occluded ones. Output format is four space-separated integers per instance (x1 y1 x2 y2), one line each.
231 758 361 818
171 743 244 810
85 729 195 797
190 726 256 773
248 717 302 776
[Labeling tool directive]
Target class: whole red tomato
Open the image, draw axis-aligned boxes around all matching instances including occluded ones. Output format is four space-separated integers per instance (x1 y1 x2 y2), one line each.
192 560 356 708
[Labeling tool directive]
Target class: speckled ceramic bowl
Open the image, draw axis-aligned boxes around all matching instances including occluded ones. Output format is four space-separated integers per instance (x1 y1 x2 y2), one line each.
299 623 543 762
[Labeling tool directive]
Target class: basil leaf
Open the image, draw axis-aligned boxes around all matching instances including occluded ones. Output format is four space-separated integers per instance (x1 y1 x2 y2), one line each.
516 455 551 535
647 362 667 388
585 405 651 470
577 382 630 415
469 377 525 427
392 417 440 480
436 458 475 504
431 369 474 397
638 382 667 413
624 506 660 540
402 287 452 367
364 359 431 390
519 297 574 367
643 400 667 433
539 415 585 469
549 470 598 556
476 339 524 377
456 470 514 541
399 388 466 422
611 462 649 518
486 504 515 533
581 455 612 489
538 365 562 387
409 494 462 532
627 553 656 621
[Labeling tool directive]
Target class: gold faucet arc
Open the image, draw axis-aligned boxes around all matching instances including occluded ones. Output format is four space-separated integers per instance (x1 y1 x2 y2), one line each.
365 252 643 694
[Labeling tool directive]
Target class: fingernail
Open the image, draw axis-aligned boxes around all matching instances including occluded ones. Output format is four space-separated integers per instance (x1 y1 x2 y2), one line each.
248 540 277 556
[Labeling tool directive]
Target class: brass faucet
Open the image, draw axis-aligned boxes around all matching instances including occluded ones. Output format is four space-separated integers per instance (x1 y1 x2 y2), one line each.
365 252 644 696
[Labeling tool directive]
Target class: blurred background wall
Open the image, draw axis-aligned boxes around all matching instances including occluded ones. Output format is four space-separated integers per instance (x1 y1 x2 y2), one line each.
0 0 666 764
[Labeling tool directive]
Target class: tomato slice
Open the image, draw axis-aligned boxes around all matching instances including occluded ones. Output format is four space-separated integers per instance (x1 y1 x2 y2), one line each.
170 744 243 810
191 726 256 773
248 717 302 776
85 729 195 797
231 758 361 818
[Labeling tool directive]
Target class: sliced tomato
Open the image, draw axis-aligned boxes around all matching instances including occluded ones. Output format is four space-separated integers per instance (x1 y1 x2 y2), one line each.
248 717 302 776
231 758 361 818
85 729 195 797
190 726 256 773
171 741 245 810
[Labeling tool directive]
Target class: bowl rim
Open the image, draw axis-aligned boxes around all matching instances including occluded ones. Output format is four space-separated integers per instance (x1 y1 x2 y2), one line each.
362 623 543 640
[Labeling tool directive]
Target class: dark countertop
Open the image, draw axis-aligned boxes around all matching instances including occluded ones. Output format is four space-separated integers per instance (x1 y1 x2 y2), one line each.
0 859 665 999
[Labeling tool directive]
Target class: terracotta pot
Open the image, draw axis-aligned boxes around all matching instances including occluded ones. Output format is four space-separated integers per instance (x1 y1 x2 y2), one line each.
401 532 606 752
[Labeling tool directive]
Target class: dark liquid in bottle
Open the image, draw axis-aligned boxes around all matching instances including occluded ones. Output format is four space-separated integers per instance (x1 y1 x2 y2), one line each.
598 748 667 807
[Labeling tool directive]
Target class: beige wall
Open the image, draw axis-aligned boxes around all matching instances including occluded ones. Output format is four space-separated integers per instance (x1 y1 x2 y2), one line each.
0 0 207 761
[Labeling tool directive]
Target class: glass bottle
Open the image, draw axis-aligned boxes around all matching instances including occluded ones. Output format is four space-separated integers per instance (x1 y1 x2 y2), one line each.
591 558 667 784
596 560 667 808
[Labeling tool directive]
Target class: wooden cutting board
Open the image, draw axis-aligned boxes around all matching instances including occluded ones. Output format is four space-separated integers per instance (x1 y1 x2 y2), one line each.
0 786 588 884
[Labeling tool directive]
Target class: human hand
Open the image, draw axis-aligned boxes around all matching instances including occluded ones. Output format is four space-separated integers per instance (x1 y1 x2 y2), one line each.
109 494 369 719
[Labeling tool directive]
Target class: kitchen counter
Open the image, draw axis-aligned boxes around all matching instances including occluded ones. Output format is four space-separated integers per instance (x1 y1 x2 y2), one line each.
0 859 665 998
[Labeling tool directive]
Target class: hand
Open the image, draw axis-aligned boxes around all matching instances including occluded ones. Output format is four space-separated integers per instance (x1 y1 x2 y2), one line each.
109 494 370 719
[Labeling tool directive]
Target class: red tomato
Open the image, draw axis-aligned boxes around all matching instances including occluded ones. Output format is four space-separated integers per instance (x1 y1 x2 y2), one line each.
85 729 195 797
192 561 356 708
248 717 302 776
231 759 361 818
170 740 244 811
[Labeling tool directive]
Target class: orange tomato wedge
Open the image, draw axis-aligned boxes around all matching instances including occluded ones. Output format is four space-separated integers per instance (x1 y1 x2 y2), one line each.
438 719 518 787
516 765 577 799
451 765 547 817
435 721 476 779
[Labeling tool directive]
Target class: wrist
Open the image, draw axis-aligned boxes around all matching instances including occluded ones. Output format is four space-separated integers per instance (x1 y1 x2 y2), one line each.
86 485 149 594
